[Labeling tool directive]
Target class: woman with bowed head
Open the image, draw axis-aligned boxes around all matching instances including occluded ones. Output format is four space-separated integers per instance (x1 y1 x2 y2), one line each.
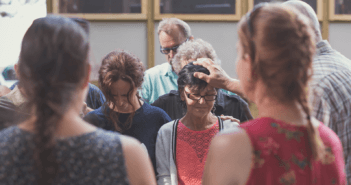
155 62 238 185
202 3 346 185
0 16 156 185
84 50 171 173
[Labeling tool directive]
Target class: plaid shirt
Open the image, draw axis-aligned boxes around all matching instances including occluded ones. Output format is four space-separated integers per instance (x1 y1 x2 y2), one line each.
310 40 351 183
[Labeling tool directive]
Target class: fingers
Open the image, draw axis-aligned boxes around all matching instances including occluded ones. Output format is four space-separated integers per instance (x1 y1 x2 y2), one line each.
193 58 215 68
193 71 210 82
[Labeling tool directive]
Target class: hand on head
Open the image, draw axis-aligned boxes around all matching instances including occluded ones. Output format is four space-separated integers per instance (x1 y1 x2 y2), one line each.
193 58 235 90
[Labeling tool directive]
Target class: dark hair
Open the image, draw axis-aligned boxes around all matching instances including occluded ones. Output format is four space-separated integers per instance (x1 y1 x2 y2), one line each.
99 50 145 132
177 62 218 112
238 3 325 160
70 17 90 35
17 16 89 184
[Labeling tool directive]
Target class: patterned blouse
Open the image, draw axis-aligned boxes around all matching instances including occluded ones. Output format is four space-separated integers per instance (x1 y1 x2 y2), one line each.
240 117 346 185
176 120 219 185
0 126 129 185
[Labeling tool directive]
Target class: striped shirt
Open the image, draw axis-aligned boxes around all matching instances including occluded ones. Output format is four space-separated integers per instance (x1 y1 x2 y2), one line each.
309 40 351 183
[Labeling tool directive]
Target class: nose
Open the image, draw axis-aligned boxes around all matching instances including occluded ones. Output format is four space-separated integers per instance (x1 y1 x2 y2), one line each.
198 97 206 104
169 50 176 59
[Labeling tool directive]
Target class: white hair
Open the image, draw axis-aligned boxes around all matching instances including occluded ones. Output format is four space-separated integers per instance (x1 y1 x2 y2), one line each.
157 18 192 39
172 38 220 74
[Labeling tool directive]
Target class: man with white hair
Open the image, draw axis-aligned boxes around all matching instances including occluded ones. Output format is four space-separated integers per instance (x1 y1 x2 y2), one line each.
194 1 351 183
141 18 194 104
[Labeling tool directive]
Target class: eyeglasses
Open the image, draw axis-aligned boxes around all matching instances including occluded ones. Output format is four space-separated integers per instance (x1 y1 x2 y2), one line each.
160 38 189 54
186 93 217 101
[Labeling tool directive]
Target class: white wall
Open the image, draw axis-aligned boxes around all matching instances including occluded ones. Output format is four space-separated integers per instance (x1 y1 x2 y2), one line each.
154 22 239 78
329 23 351 60
89 22 147 80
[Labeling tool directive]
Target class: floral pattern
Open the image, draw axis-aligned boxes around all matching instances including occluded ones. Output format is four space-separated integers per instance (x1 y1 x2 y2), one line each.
322 147 336 165
271 123 304 142
279 170 296 185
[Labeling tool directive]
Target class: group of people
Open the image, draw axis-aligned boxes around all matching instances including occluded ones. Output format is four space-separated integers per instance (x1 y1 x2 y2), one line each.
0 0 350 185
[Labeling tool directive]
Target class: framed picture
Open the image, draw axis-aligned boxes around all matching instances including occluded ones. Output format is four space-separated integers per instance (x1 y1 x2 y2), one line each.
52 0 147 20
329 0 351 21
248 0 323 21
154 0 241 21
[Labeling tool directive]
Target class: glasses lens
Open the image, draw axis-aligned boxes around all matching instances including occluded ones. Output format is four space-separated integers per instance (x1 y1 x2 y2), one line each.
188 94 201 100
160 47 170 54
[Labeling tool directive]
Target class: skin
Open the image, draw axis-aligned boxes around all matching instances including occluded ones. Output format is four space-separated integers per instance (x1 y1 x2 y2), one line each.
0 85 11 97
109 79 143 113
202 41 319 185
180 85 218 131
18 68 155 185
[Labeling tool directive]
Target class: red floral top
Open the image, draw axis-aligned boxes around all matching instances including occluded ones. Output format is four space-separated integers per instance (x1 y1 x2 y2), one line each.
240 117 346 185
176 120 219 185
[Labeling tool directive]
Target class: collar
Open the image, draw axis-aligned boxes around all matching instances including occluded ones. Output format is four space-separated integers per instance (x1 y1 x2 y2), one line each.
162 63 178 78
4 86 27 107
316 40 332 55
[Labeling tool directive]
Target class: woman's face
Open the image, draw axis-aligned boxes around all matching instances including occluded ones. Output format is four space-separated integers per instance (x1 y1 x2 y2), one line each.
110 79 137 112
181 84 217 117
236 41 252 97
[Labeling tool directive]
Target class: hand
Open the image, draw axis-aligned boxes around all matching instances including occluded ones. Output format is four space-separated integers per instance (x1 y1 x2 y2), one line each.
193 58 233 90
193 58 244 96
81 102 94 117
220 114 240 125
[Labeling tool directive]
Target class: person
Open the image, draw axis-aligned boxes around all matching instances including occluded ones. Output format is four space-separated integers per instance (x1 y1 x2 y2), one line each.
152 38 252 121
201 3 346 185
0 85 10 97
142 18 194 104
156 62 239 185
84 50 172 173
8 17 106 111
283 1 351 182
0 16 156 184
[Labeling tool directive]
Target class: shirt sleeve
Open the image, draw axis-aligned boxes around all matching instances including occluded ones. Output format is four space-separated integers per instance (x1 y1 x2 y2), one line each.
141 74 151 104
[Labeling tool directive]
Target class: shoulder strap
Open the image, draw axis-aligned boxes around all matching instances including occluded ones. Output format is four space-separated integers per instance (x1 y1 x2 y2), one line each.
172 119 180 163
218 116 224 131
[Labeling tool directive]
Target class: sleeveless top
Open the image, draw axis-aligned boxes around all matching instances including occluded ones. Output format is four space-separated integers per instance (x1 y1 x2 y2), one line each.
240 117 346 185
176 120 219 185
0 126 129 185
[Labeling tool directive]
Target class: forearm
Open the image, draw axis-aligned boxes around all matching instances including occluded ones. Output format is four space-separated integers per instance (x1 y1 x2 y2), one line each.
225 78 245 98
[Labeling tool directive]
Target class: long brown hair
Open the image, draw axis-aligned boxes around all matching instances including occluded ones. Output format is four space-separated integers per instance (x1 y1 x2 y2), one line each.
18 16 89 184
98 50 145 132
238 3 325 161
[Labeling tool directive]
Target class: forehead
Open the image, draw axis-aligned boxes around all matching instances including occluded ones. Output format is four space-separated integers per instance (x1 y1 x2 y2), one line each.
184 84 216 93
110 79 131 95
159 30 185 47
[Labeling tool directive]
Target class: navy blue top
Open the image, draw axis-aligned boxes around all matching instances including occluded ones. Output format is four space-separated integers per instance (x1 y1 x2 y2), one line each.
84 102 171 172
9 82 105 110
0 126 129 185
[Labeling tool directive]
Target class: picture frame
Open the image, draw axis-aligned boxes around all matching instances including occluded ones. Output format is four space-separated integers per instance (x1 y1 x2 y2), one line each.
154 0 241 21
329 0 351 21
52 0 148 20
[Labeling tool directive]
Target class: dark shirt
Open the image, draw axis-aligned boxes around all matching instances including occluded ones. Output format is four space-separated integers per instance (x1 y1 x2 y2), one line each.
152 89 253 122
0 96 28 130
83 102 171 173
10 82 105 109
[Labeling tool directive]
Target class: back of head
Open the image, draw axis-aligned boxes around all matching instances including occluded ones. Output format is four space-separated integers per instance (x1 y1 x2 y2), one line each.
158 18 192 40
98 50 145 132
238 3 324 161
18 15 89 184
283 0 322 42
173 38 220 74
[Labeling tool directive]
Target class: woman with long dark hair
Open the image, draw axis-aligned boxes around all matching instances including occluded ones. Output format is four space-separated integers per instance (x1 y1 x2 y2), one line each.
202 3 346 185
0 16 156 185
84 50 171 173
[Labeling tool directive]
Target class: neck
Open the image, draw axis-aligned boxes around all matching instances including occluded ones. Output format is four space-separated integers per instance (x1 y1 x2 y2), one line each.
181 112 217 131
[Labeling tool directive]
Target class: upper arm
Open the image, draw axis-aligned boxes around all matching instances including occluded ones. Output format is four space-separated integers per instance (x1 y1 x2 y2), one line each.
202 128 253 185
121 136 157 185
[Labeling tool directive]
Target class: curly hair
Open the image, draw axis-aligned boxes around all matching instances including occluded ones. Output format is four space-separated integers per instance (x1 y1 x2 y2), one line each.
238 3 325 161
98 50 145 132
172 38 220 74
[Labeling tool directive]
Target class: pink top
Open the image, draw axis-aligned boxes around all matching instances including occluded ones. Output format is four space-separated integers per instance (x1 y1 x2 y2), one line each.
176 120 219 185
240 117 346 185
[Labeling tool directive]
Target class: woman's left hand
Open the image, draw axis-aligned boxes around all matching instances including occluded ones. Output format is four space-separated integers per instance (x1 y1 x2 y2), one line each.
220 114 240 124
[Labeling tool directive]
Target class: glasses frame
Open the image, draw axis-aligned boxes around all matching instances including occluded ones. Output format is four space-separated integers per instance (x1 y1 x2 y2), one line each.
159 38 189 54
186 93 217 102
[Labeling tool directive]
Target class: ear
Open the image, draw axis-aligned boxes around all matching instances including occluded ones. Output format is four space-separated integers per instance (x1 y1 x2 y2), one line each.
189 36 194 40
243 54 256 79
82 64 91 89
180 90 186 101
14 63 19 79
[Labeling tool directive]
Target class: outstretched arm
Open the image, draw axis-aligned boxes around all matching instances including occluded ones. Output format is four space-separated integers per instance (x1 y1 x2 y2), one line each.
193 58 244 97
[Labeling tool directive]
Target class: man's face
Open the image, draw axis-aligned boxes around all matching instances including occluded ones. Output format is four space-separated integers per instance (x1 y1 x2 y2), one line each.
159 30 186 64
